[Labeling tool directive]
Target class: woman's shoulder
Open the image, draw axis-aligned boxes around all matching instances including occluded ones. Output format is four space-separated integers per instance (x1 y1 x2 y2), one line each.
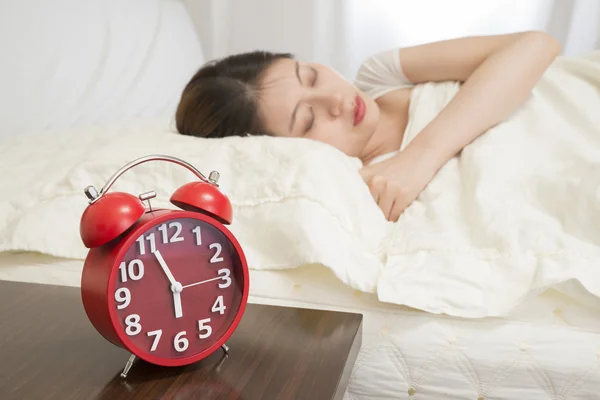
353 48 414 99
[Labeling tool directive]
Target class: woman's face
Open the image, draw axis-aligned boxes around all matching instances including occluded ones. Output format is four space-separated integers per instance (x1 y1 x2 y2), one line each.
257 58 380 158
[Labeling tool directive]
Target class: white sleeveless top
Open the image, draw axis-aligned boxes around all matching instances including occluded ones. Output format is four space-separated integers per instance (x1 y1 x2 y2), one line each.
353 48 414 164
353 48 414 100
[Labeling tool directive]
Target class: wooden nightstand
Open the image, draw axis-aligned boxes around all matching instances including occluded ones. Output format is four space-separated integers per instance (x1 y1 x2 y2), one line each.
0 280 362 400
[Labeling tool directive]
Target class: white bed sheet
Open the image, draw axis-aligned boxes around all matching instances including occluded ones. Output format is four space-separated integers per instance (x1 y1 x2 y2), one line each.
4 53 600 322
2 251 600 399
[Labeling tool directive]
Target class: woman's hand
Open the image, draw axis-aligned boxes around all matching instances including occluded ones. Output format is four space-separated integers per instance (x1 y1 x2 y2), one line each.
359 145 438 222
359 31 560 222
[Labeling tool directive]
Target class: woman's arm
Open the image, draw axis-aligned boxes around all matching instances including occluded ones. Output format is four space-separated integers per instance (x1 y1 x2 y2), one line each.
402 30 562 167
360 31 561 221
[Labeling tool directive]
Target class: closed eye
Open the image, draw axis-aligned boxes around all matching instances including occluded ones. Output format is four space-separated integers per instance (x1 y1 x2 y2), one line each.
311 67 318 86
302 67 318 134
304 107 314 134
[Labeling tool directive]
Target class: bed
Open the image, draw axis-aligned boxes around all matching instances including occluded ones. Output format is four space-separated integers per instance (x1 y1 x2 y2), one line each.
3 1 600 399
2 251 600 399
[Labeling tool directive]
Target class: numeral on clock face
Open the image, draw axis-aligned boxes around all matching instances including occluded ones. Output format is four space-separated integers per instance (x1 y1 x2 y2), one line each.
198 318 212 339
209 243 223 263
217 269 231 288
212 296 226 315
125 314 142 336
119 259 144 282
147 329 162 352
114 288 131 309
158 222 184 244
174 331 189 352
136 233 156 255
192 225 202 245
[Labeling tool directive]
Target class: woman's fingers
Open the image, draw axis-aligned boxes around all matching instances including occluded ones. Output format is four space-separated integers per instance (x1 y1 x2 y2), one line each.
378 192 395 222
388 197 407 222
367 175 386 204
364 173 409 222
367 175 397 221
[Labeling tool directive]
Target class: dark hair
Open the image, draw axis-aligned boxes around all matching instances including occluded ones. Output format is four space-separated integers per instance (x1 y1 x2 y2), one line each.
175 50 294 138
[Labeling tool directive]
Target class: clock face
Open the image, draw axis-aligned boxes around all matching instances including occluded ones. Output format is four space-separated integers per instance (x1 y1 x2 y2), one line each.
109 216 246 364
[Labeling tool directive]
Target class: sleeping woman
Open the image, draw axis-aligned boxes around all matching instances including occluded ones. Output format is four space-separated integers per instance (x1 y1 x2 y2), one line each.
175 31 561 222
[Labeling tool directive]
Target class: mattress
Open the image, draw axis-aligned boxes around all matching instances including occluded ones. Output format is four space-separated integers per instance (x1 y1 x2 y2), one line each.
2 251 600 399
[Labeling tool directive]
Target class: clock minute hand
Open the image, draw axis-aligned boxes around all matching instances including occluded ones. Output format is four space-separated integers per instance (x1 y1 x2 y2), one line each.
154 250 177 286
154 250 183 319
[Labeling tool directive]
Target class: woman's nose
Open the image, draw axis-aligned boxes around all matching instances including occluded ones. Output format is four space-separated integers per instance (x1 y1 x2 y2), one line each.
313 91 343 117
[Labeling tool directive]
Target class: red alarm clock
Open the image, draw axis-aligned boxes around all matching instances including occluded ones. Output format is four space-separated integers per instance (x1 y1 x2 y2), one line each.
79 155 249 378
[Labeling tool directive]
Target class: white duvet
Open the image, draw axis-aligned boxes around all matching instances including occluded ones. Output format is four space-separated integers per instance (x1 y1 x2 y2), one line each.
1 52 600 318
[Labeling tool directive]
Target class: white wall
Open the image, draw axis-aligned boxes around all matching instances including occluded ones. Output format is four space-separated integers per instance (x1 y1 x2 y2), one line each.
184 0 600 81
0 0 205 136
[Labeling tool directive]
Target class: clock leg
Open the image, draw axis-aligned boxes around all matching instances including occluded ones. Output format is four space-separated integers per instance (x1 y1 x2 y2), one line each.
214 345 229 372
120 354 137 378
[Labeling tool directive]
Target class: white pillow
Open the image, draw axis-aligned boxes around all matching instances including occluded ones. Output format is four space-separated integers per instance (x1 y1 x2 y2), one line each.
0 117 388 293
0 0 204 138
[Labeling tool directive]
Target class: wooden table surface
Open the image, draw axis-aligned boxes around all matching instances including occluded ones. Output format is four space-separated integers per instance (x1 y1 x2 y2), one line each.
0 280 362 400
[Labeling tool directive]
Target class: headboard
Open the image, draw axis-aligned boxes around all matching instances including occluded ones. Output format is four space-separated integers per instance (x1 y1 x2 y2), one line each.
0 0 205 138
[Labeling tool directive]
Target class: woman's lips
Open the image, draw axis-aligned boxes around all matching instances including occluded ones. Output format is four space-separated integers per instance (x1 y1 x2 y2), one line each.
354 95 366 126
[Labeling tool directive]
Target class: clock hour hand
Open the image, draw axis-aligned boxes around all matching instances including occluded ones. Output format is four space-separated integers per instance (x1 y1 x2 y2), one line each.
154 250 184 318
172 291 183 319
